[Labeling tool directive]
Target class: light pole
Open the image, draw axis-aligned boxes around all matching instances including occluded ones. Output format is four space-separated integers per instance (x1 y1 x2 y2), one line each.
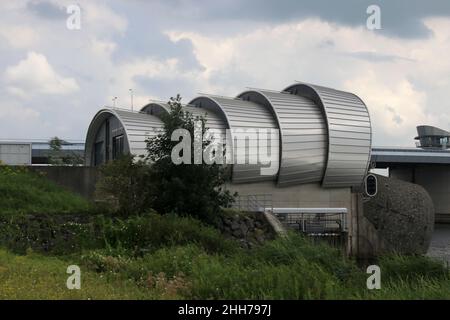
129 88 134 111
112 96 117 108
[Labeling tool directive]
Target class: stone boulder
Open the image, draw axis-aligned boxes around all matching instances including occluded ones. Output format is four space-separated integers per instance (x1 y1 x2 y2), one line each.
363 174 434 255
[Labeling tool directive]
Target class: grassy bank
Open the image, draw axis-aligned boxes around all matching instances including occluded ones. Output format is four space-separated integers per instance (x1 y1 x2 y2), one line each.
0 167 449 299
0 166 90 215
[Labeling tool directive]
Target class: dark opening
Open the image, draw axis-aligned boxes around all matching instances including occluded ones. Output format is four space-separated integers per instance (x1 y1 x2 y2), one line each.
112 135 124 160
94 141 104 166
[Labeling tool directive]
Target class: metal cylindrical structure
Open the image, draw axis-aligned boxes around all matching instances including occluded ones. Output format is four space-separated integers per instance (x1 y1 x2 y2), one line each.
284 83 372 188
238 89 327 187
189 95 280 183
85 108 163 165
85 81 372 189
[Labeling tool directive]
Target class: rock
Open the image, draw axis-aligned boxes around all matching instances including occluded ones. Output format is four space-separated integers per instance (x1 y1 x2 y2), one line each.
363 175 434 255
230 220 240 231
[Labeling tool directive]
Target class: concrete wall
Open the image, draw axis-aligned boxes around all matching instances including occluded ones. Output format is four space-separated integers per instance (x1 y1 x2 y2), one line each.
226 181 352 210
391 165 450 223
27 166 98 199
0 143 32 165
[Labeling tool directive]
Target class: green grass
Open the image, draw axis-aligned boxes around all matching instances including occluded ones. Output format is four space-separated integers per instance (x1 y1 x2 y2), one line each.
1 233 449 299
0 249 154 299
0 166 90 215
1 167 449 299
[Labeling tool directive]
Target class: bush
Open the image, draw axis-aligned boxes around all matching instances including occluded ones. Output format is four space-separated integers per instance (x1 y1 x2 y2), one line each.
99 212 239 256
0 213 101 255
96 154 153 216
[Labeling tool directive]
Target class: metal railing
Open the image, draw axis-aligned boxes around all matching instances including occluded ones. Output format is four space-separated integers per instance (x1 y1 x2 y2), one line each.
232 194 273 212
269 208 348 234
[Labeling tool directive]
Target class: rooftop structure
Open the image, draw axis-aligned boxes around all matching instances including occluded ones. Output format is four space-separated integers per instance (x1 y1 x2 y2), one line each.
85 81 372 189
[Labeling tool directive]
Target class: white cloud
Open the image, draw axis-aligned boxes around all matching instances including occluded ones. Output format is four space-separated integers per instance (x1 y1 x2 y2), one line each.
0 25 39 49
166 18 450 146
4 51 79 97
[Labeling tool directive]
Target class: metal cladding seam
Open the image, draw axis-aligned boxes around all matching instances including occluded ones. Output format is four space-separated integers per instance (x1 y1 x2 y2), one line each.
238 89 327 187
189 95 280 184
283 83 372 188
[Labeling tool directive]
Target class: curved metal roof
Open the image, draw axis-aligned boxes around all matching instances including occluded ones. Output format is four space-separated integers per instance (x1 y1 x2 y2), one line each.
141 102 228 145
86 81 373 189
238 89 327 186
85 108 163 165
416 125 450 138
189 95 280 183
284 83 372 188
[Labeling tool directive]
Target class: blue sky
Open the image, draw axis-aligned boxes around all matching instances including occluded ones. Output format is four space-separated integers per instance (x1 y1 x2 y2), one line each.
1 0 450 146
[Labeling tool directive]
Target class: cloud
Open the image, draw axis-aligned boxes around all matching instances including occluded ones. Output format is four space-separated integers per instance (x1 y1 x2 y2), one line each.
0 25 39 49
27 0 65 20
153 0 450 39
166 17 450 146
1 1 450 146
4 51 79 97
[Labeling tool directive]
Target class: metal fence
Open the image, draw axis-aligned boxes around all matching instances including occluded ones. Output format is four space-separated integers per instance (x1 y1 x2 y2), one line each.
232 194 273 212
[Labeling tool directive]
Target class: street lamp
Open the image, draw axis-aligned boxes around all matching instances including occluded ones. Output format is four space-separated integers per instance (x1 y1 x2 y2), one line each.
112 96 118 108
129 88 134 111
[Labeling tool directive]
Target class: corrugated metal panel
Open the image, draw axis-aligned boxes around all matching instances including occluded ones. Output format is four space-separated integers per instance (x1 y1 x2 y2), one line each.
141 102 228 145
85 108 163 165
238 89 327 186
189 96 279 183
284 83 372 188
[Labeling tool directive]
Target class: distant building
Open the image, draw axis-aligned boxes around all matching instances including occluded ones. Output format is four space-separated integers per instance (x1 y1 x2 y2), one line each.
0 140 84 165
415 125 450 149
0 142 32 165
32 141 85 165
372 125 450 223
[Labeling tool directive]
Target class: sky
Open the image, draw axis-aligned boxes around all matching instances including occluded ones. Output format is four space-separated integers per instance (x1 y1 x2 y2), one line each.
1 0 450 146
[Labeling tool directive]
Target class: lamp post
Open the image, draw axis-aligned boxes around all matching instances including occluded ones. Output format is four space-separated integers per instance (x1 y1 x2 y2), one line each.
129 88 134 111
112 96 117 108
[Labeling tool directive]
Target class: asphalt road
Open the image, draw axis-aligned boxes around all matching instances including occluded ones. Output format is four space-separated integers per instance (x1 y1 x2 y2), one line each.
427 224 450 265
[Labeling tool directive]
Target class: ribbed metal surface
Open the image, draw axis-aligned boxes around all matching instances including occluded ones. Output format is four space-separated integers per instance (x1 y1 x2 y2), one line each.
85 108 163 165
238 89 327 186
284 83 372 188
141 102 228 145
189 96 280 183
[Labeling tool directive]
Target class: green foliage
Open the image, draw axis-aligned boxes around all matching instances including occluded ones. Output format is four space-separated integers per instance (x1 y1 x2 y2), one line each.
0 211 238 257
96 154 153 216
99 212 239 256
0 166 90 215
48 137 83 166
379 254 449 282
0 213 102 255
146 94 235 224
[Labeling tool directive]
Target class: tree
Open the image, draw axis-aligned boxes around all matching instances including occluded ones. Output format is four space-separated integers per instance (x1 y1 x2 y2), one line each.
146 94 235 223
96 154 152 216
49 137 64 165
48 137 84 166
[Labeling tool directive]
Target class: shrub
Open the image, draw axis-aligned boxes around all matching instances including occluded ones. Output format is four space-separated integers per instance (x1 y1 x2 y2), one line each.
0 213 101 255
96 154 153 216
99 212 239 256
